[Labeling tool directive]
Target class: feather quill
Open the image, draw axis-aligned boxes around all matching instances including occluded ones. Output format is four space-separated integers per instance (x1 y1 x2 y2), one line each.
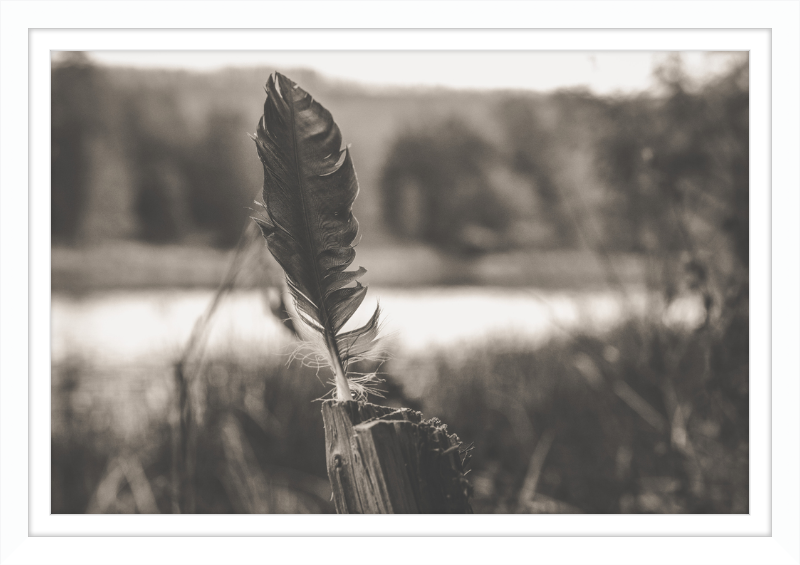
252 72 381 401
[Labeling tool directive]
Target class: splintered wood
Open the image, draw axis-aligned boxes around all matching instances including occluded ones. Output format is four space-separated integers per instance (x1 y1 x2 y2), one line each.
321 400 472 514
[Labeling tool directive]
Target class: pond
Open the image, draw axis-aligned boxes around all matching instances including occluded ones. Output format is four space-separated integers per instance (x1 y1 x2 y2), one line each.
51 286 704 366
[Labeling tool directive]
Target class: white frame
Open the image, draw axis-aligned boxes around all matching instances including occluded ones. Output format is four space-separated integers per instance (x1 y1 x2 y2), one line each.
2 2 798 564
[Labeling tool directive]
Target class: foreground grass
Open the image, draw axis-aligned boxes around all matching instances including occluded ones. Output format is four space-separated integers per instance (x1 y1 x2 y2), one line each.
52 308 747 514
415 315 748 513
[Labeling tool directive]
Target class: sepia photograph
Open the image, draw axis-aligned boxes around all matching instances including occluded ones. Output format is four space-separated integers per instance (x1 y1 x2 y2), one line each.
50 49 750 516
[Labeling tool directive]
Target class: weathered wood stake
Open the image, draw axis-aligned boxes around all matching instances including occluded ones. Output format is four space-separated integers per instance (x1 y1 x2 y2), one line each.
321 400 472 513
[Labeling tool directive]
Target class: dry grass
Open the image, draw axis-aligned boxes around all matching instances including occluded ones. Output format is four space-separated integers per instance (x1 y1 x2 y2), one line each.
52 309 748 514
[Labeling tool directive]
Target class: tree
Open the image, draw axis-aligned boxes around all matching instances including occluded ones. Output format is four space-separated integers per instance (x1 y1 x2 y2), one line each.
51 53 102 243
379 118 511 254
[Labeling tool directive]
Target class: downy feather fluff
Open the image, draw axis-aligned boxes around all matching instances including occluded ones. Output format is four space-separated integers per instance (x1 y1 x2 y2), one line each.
252 72 381 401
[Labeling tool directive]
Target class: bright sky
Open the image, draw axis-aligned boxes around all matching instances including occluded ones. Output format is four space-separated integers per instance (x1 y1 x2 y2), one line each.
83 51 744 95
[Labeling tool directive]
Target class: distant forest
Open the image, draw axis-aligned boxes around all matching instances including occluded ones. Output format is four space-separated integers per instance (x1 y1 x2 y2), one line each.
52 53 748 265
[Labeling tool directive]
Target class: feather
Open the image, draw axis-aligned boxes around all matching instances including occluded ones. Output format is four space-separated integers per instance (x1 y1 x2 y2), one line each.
252 72 381 401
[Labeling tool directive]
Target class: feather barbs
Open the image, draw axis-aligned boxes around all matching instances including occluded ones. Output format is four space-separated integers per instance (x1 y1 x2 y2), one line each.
253 72 381 401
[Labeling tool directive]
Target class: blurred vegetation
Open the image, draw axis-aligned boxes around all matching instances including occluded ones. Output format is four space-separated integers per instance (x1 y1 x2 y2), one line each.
52 53 103 243
495 95 579 248
380 119 512 254
52 357 336 513
596 57 748 306
418 310 748 513
51 53 749 514
52 54 746 258
52 305 748 513
52 55 268 247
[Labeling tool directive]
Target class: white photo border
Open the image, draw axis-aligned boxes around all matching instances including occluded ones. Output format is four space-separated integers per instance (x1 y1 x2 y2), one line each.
1 2 798 564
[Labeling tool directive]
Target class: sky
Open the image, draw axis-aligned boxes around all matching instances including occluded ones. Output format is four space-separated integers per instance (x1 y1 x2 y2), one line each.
81 51 744 95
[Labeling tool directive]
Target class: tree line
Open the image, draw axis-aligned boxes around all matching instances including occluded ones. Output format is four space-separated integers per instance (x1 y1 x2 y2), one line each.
53 52 748 291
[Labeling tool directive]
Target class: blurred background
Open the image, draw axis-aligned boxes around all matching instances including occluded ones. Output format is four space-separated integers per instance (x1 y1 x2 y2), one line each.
51 51 749 514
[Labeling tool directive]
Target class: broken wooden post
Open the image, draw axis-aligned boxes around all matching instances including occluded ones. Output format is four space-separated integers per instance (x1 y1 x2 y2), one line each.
321 400 472 513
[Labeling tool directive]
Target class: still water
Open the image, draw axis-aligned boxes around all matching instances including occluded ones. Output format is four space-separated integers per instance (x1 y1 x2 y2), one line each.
52 287 704 366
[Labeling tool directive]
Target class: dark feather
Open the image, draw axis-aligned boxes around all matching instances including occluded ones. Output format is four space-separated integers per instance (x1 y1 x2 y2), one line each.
253 72 380 400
